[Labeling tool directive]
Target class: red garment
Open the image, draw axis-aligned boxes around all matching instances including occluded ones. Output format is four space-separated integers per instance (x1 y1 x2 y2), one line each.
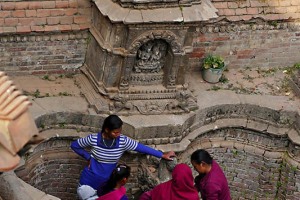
140 163 199 200
96 186 126 200
195 160 231 200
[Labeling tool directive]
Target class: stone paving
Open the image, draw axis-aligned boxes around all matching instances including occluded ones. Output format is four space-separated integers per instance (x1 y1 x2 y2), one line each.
11 65 299 106
7 66 299 141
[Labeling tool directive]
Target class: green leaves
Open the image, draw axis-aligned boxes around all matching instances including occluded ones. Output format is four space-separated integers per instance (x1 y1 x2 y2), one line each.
203 54 225 70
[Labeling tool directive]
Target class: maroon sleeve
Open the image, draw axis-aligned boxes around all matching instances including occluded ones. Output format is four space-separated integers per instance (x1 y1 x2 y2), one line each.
139 190 152 200
204 182 221 200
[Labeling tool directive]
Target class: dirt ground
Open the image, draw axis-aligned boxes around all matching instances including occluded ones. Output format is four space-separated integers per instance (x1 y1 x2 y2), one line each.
12 74 82 99
188 65 299 100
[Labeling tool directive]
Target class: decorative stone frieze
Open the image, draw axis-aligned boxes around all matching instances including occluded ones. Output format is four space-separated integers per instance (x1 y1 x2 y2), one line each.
197 19 300 34
0 32 89 43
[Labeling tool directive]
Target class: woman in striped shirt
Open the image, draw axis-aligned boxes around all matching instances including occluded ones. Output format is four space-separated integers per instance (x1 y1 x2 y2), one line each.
71 115 175 200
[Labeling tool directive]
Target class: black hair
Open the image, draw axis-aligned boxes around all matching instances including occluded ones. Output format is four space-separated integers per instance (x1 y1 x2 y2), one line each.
101 115 123 133
100 164 131 195
191 149 213 165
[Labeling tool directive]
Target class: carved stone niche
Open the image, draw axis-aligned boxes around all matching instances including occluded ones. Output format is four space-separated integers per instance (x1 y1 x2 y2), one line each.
81 0 218 115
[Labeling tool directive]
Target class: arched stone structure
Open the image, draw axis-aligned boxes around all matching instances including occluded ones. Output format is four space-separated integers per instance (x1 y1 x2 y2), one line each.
128 30 182 54
9 101 300 200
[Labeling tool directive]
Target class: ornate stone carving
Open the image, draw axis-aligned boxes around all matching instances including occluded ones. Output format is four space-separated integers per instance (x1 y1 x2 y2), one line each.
129 30 182 54
108 87 198 115
0 32 89 43
130 72 163 85
167 73 176 88
198 19 299 34
134 40 167 73
119 77 129 90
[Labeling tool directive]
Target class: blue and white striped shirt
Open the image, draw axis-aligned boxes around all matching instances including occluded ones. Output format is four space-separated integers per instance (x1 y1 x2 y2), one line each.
77 133 138 164
71 133 163 189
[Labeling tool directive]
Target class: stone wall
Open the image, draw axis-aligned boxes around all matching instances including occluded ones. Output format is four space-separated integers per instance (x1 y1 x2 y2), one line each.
15 126 300 200
13 104 300 199
15 137 143 200
0 0 91 74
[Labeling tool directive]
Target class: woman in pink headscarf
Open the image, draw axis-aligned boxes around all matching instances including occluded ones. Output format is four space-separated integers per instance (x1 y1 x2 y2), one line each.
139 163 199 200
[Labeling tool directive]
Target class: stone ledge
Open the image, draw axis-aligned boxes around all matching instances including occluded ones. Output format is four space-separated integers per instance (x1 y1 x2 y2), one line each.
93 0 218 24
0 172 60 200
153 117 300 153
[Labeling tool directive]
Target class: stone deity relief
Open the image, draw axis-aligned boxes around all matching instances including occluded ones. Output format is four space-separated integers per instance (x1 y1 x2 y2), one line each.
134 40 167 73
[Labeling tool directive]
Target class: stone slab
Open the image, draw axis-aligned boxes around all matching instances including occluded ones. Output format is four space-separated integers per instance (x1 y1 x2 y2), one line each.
32 96 89 115
197 90 242 110
182 0 218 22
124 9 143 24
141 7 183 23
93 0 218 24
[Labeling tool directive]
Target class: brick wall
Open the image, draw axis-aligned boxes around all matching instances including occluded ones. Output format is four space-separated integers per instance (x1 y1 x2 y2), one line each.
211 0 300 21
15 129 300 200
1 0 299 73
15 138 86 200
15 138 145 200
0 0 91 74
0 31 89 75
0 0 91 34
189 0 300 69
180 128 300 199
190 21 300 69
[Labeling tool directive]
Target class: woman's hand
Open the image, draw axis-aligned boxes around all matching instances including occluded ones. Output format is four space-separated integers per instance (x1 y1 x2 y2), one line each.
162 151 176 160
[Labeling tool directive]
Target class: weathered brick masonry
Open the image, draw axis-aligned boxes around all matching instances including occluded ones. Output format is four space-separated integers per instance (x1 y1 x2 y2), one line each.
189 0 300 69
0 0 91 74
1 0 300 74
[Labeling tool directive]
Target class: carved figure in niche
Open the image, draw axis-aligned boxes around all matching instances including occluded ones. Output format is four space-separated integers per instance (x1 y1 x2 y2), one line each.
149 45 162 72
134 40 167 73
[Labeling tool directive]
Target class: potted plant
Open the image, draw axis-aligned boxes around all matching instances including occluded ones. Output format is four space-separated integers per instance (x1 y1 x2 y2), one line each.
202 54 225 83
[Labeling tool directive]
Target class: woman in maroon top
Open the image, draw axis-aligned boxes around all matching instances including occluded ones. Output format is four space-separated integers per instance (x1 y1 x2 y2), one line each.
191 149 231 200
139 163 199 200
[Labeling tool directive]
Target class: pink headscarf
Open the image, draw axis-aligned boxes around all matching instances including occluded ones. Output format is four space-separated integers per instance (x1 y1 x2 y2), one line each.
150 163 199 200
96 186 126 200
